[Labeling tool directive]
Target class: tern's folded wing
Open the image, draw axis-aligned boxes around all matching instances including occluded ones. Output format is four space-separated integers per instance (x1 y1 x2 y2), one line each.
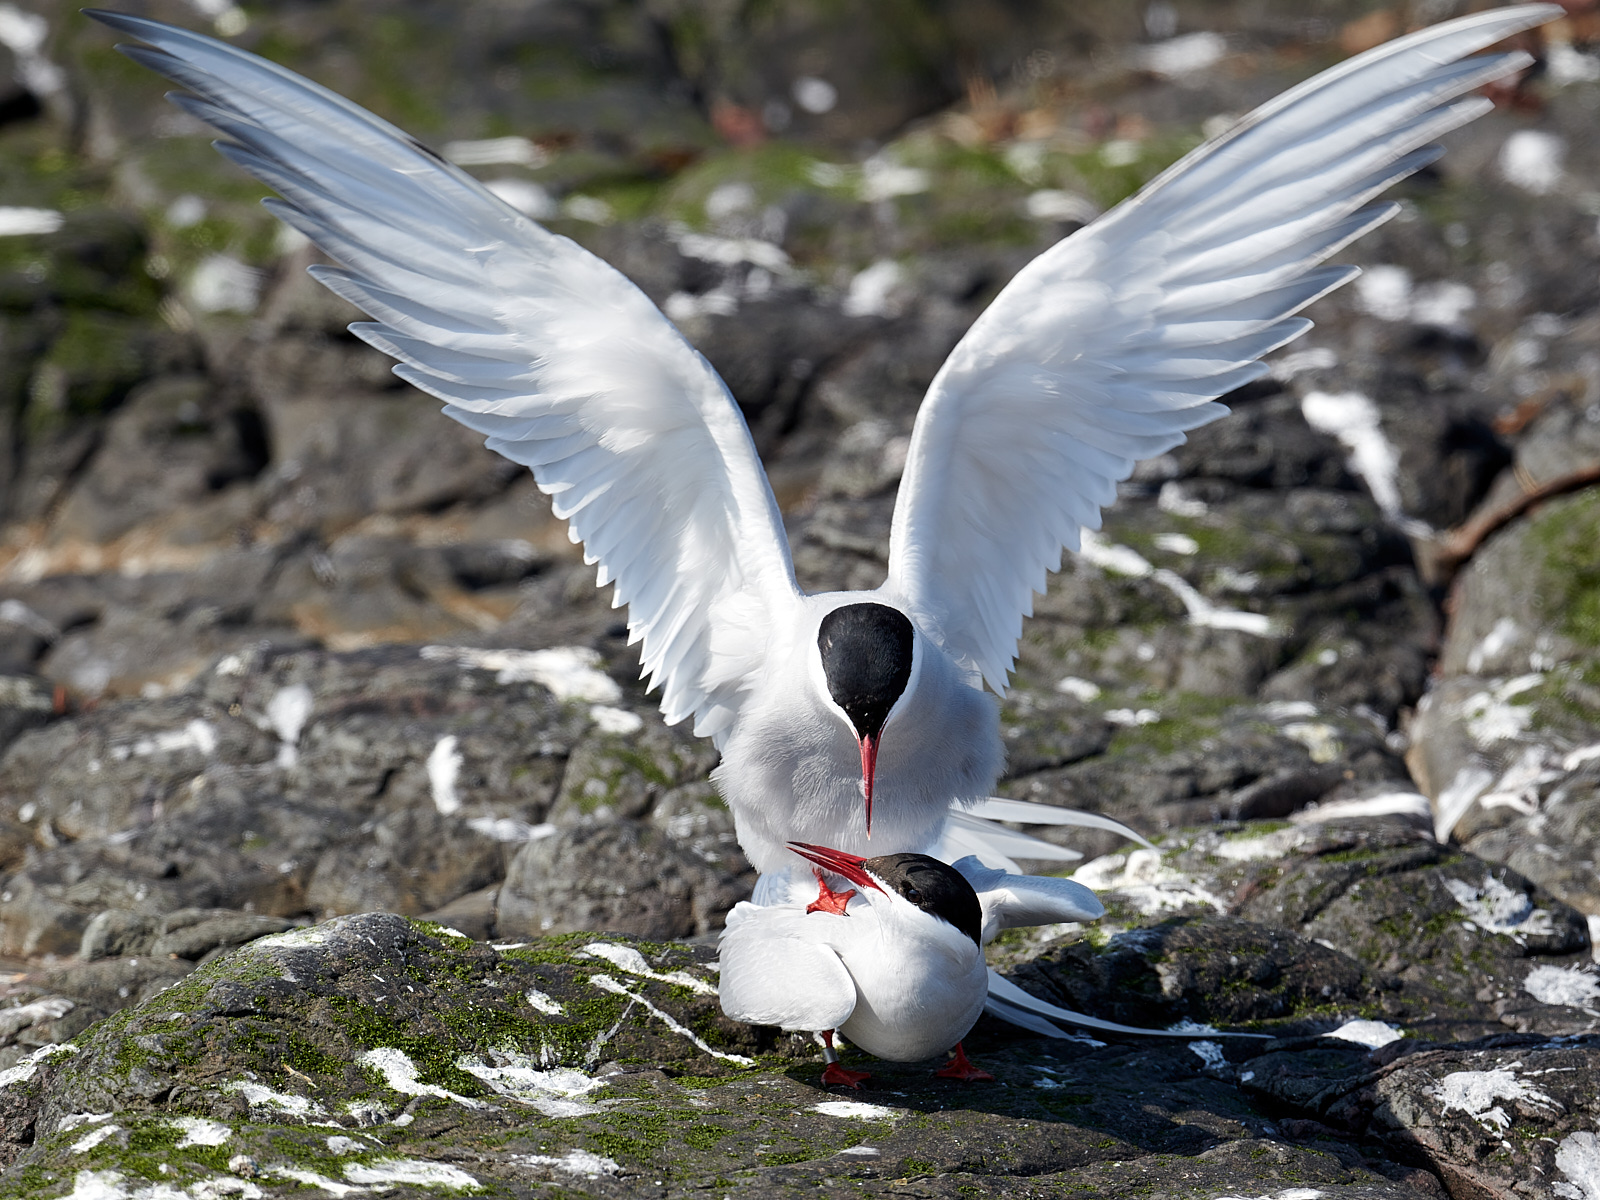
965 870 1105 945
886 5 1557 694
717 921 857 1033
88 11 800 745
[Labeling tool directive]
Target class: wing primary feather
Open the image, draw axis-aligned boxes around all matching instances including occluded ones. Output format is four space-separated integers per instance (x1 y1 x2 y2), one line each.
886 5 1556 693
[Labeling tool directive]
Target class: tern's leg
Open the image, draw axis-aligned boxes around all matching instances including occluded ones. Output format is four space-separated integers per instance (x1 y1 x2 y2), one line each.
817 1030 871 1089
805 869 857 916
934 1042 995 1082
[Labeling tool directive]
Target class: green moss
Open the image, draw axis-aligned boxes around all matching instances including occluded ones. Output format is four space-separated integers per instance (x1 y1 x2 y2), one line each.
29 310 156 429
681 1123 728 1150
1527 491 1600 648
658 143 835 229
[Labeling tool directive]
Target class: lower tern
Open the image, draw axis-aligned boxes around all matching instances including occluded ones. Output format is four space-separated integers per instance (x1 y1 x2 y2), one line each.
89 6 1559 878
718 843 1105 1086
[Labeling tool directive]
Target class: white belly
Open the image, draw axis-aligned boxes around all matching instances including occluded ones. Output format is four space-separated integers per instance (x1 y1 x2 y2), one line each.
837 948 989 1062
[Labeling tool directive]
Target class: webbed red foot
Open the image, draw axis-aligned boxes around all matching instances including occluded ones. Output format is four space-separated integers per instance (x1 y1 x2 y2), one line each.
934 1042 994 1082
805 868 857 916
821 1062 873 1089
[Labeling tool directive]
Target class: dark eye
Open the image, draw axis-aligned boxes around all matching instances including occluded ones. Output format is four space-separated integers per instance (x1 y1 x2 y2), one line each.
903 885 923 903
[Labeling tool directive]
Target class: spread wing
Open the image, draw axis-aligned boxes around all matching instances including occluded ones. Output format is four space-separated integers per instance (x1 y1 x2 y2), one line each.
950 857 1104 943
717 904 857 1032
886 5 1557 692
90 11 801 742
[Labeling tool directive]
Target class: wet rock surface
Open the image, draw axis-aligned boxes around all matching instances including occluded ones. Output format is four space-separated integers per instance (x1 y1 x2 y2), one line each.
0 0 1597 1195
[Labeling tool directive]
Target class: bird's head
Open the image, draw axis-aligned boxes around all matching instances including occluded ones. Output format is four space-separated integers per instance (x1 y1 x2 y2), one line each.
788 841 982 948
810 601 920 837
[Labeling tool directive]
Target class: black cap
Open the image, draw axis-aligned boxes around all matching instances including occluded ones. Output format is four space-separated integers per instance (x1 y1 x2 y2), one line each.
817 603 914 740
863 852 982 947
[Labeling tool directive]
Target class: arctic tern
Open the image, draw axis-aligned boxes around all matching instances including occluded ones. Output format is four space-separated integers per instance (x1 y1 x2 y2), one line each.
718 842 1105 1086
89 6 1559 880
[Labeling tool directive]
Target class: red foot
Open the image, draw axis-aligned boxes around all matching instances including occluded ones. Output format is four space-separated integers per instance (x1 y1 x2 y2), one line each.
934 1043 995 1083
821 1062 873 1089
805 869 857 916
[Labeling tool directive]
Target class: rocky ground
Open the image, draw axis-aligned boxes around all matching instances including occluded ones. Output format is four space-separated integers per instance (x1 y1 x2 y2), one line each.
0 0 1599 1195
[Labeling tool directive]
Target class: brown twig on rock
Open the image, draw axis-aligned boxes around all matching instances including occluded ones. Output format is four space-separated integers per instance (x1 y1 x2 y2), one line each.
1416 461 1600 586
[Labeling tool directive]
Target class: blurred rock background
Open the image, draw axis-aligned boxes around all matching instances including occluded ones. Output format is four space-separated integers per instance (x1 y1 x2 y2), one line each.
0 1 1597 1193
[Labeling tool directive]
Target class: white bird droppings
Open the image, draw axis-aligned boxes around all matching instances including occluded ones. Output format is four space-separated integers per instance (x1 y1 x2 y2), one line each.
525 987 564 1015
467 817 556 843
0 1042 76 1090
113 719 218 763
1356 264 1413 322
1072 850 1226 915
1281 722 1341 764
1467 616 1519 674
1105 708 1161 727
221 1080 327 1119
858 156 930 202
1025 189 1098 223
443 135 548 168
1154 533 1199 555
267 1165 362 1196
267 684 313 768
187 253 262 313
581 942 718 995
1292 791 1431 826
1300 391 1426 535
1524 965 1600 1010
1443 875 1555 941
342 1158 480 1189
1429 1067 1559 1131
0 206 64 236
170 1116 232 1148
1564 743 1600 772
1555 1131 1600 1200
421 645 621 703
1211 828 1305 862
1499 129 1565 195
69 1123 121 1153
513 1149 622 1178
454 1054 612 1117
427 735 463 815
357 1048 485 1109
1461 674 1544 746
590 975 754 1065
1322 1020 1403 1048
1054 676 1101 702
842 260 906 318
589 705 643 735
1138 30 1227 76
812 1100 902 1120
792 76 838 114
485 178 556 219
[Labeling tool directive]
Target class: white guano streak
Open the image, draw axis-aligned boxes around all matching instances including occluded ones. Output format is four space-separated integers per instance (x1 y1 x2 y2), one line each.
590 975 753 1066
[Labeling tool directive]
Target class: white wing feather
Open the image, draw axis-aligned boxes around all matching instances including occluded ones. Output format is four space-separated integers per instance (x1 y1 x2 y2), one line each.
717 903 857 1032
950 856 1104 942
887 5 1558 692
986 970 1270 1038
90 11 800 742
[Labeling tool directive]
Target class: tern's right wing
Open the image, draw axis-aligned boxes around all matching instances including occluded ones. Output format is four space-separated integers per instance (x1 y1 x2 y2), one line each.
89 12 801 743
717 904 857 1032
950 858 1104 942
885 5 1557 695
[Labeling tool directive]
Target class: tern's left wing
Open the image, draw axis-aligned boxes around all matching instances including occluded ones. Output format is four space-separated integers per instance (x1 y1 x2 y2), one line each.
886 5 1558 693
951 856 1104 943
89 12 801 744
717 904 857 1032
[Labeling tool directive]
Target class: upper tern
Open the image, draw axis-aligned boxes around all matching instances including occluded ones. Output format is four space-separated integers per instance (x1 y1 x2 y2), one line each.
88 7 1559 876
